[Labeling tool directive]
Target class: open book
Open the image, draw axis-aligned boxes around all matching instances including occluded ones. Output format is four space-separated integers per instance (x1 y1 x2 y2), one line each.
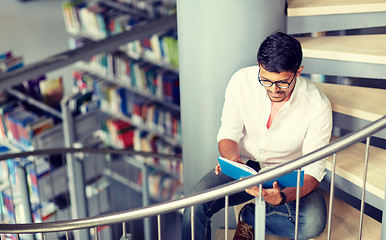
218 156 304 189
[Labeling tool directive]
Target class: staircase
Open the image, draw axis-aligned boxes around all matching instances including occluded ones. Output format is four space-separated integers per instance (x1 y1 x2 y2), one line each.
216 0 386 239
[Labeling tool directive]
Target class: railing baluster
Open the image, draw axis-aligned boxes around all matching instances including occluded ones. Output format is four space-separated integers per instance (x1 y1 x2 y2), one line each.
41 232 45 240
191 206 195 240
254 184 265 240
224 195 229 240
66 231 70 240
382 181 386 239
94 227 98 240
16 234 20 240
141 164 151 240
359 137 371 240
327 153 337 240
122 222 127 238
157 214 161 240
294 168 301 240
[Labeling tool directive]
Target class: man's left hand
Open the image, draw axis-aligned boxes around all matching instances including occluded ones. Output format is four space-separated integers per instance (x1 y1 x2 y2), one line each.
245 181 282 205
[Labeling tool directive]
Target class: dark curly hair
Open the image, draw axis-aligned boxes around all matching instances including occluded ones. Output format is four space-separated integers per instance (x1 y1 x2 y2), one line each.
257 32 302 74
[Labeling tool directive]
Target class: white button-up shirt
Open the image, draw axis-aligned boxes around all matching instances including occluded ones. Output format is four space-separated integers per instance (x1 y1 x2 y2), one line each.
217 65 333 182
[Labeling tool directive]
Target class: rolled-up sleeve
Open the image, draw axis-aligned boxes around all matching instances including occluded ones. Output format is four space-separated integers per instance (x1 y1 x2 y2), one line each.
302 99 333 182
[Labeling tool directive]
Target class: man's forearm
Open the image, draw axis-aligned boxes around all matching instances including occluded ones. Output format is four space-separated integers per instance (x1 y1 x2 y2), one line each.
281 174 319 202
218 139 240 161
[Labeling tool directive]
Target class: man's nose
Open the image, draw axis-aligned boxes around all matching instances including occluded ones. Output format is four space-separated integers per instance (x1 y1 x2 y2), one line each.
270 83 280 92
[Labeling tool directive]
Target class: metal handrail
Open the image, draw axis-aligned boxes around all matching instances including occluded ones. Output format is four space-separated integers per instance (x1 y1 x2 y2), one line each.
0 147 182 162
0 114 385 234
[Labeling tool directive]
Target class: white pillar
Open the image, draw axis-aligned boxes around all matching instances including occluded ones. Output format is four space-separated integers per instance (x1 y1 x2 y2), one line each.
177 0 286 192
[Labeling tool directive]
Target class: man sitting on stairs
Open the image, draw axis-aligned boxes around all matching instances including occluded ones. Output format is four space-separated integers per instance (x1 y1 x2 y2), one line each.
181 32 333 240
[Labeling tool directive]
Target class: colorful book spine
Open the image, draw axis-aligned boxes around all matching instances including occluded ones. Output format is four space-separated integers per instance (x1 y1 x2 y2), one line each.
138 169 182 201
0 51 23 74
63 1 144 40
105 117 135 149
0 103 55 149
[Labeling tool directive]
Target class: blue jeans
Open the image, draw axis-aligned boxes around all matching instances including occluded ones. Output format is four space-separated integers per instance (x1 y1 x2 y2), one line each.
241 189 327 239
181 167 327 240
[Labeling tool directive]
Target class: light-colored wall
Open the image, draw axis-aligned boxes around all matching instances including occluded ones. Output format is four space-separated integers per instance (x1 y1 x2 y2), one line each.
177 1 286 236
177 0 286 194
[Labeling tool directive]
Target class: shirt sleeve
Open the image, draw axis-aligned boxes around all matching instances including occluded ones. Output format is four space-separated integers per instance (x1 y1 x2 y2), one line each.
217 71 245 143
301 99 333 182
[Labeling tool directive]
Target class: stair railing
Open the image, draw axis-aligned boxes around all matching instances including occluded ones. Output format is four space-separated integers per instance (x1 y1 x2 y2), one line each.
0 115 384 240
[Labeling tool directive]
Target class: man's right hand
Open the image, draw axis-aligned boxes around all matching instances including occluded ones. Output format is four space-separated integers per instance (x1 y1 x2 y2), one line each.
215 155 243 175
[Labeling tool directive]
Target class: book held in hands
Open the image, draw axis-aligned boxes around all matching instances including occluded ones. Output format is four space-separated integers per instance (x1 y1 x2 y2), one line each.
218 156 304 189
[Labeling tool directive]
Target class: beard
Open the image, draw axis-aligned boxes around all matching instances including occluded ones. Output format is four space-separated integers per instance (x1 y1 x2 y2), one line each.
267 90 286 102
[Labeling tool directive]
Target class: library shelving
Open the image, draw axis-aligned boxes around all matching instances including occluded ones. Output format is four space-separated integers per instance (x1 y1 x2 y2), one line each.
0 75 66 239
0 50 111 240
61 1 181 238
63 0 182 202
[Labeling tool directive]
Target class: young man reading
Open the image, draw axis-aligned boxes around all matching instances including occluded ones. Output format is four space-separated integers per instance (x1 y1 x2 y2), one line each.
181 32 332 239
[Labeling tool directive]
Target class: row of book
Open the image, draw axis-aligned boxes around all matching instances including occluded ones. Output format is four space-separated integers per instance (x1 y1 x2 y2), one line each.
0 99 56 150
74 71 181 143
62 0 176 40
0 51 23 74
71 39 179 104
132 129 182 180
113 0 177 17
122 30 179 69
102 117 182 177
137 169 182 201
62 0 144 39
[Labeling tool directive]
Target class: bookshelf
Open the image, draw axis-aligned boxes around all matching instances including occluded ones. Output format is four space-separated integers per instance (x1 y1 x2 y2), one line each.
0 74 67 239
0 50 110 240
63 0 182 201
62 1 181 239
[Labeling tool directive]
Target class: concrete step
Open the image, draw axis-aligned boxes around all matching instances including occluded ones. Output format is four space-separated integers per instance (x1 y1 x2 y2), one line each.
297 34 386 66
287 0 386 17
295 34 386 79
314 82 386 121
214 191 381 240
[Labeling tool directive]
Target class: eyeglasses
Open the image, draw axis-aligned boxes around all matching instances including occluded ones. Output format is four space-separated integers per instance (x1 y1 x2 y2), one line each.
258 70 296 89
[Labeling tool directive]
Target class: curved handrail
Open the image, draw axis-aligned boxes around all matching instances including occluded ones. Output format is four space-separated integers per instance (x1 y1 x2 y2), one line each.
0 115 385 234
0 147 182 162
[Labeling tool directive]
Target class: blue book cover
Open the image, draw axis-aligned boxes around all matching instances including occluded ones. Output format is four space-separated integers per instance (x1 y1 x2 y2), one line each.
218 156 304 189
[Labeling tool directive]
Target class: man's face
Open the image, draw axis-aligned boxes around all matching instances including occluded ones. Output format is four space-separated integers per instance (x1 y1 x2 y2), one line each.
259 66 303 102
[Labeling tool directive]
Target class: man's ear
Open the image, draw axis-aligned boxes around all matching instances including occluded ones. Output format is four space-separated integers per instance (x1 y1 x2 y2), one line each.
296 66 304 77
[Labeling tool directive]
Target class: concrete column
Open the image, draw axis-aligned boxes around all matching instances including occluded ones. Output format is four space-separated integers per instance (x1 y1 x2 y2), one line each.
177 0 286 192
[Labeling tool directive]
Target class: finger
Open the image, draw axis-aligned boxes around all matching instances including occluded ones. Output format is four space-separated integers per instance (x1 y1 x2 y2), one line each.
245 188 258 197
215 164 221 175
231 156 242 162
273 181 281 191
261 189 267 196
